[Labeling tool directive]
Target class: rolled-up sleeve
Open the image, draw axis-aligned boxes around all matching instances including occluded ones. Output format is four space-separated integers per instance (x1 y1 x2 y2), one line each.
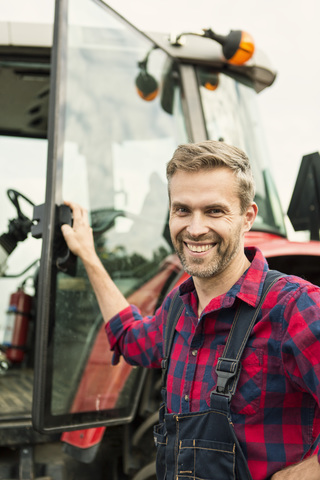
105 304 165 368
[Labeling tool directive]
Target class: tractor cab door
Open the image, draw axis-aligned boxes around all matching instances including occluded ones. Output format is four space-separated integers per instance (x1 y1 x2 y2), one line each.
32 0 188 433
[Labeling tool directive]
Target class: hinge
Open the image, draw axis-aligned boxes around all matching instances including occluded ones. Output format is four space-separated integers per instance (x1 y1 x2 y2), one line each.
31 204 44 239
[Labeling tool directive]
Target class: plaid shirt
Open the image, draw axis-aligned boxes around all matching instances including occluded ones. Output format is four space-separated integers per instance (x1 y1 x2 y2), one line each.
106 247 320 480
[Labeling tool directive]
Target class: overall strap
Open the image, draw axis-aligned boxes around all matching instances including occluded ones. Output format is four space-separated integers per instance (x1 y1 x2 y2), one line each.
213 269 283 400
161 289 184 388
161 270 284 394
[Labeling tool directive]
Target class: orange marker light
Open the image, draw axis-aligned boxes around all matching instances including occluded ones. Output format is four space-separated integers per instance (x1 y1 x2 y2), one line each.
202 28 255 66
204 82 218 91
135 72 159 101
199 70 219 91
227 31 255 65
136 87 159 101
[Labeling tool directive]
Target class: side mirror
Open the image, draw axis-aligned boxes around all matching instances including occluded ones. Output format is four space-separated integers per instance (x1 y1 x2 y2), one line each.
287 151 320 240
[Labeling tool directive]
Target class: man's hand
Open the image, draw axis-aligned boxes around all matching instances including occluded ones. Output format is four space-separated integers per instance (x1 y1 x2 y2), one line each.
61 200 129 322
271 455 320 480
61 201 96 261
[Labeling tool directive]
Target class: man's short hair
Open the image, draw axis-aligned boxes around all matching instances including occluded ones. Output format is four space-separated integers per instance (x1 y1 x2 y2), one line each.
166 140 255 213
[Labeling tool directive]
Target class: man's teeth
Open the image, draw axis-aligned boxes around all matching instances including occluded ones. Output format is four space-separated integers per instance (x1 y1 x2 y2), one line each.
187 243 213 253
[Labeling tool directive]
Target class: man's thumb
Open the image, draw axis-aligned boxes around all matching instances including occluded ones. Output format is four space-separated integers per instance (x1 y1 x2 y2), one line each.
61 224 72 237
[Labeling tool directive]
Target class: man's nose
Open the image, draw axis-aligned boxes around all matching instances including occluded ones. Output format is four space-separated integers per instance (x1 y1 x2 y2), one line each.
186 214 209 237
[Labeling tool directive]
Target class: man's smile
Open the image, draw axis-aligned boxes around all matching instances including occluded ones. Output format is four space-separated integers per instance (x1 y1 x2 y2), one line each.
184 242 217 253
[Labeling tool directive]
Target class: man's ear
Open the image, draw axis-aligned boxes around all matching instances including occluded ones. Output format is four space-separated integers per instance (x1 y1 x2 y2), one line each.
244 203 258 232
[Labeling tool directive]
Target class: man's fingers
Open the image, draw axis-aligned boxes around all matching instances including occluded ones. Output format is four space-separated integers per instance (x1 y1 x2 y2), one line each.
61 223 73 238
64 201 89 225
68 202 82 222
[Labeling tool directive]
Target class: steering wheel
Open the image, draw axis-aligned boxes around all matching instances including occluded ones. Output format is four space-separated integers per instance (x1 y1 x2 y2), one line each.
7 189 35 221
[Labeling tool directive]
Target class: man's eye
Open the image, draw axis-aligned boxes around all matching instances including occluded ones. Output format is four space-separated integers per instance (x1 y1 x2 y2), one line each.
172 207 189 215
208 209 222 215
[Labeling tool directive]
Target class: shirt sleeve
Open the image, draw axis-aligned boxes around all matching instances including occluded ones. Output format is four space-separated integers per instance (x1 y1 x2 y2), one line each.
105 298 170 368
281 280 320 462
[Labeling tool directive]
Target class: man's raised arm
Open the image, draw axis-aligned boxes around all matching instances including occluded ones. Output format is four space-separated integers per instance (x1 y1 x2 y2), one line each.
61 201 129 322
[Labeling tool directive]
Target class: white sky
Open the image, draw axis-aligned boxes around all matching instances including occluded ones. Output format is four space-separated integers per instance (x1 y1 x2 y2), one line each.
106 0 320 211
0 0 319 210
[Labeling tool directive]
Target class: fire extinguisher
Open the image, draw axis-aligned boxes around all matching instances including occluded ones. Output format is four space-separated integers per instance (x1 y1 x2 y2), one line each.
3 288 33 363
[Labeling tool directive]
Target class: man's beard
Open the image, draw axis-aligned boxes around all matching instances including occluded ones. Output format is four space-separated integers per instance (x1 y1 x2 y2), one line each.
172 229 242 279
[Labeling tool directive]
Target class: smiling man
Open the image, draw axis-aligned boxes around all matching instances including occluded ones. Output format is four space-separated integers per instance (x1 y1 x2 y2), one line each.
169 168 252 278
167 144 257 316
62 141 320 480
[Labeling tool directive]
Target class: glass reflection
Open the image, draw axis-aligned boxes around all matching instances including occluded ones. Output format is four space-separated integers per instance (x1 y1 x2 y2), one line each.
199 71 286 236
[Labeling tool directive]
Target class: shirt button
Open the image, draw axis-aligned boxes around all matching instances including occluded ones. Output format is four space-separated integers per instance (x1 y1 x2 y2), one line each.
184 395 189 402
191 350 198 356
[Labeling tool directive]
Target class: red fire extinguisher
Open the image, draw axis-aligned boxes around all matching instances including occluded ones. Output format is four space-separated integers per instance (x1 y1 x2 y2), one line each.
3 288 33 363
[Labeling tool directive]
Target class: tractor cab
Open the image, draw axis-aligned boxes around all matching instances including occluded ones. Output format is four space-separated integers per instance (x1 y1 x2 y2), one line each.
0 0 319 478
29 0 285 434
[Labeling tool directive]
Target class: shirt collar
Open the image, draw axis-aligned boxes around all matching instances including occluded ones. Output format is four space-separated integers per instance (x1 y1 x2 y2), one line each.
178 247 269 310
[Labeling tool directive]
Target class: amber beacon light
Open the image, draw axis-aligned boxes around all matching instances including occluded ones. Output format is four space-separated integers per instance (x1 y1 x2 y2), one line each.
135 46 159 101
203 28 255 65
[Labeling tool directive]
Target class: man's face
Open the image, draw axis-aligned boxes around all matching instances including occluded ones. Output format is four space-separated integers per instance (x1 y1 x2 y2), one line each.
169 167 254 279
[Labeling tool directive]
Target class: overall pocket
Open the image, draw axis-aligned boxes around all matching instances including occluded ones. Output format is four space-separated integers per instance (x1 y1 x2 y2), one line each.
177 438 236 480
154 421 167 480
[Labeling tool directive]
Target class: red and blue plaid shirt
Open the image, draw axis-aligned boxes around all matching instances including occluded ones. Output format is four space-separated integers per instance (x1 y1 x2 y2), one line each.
106 247 320 480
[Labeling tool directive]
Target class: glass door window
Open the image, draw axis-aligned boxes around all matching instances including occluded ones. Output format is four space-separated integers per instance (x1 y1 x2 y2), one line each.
34 0 188 431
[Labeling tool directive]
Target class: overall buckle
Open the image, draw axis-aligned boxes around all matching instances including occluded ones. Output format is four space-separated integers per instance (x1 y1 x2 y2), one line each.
211 357 241 400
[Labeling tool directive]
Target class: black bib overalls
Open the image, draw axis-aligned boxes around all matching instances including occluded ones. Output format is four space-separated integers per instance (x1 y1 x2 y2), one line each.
154 270 282 480
154 392 251 480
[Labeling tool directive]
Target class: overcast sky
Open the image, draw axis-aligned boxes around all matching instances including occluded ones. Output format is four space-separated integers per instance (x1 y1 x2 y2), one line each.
106 0 320 211
1 0 319 210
